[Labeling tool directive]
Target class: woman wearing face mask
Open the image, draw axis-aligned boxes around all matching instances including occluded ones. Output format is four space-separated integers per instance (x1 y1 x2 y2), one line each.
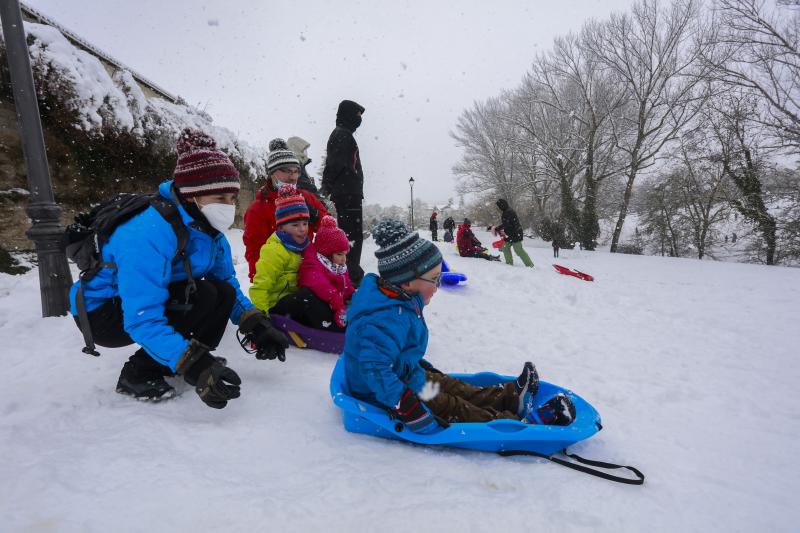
67 129 289 408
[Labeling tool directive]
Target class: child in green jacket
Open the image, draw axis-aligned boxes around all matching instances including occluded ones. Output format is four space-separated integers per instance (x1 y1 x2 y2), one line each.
250 185 310 313
250 184 344 331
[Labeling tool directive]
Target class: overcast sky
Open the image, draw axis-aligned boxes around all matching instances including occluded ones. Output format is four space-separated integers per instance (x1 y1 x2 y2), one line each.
24 0 634 206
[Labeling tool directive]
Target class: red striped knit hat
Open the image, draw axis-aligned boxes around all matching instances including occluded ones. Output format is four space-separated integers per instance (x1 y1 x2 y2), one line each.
173 128 240 198
274 184 310 225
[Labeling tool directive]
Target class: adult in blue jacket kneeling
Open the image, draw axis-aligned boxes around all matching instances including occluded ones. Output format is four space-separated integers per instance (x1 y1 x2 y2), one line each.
69 129 288 408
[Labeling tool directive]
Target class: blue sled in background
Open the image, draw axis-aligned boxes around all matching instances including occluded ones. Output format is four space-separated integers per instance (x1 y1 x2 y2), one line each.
329 356 602 456
440 259 467 286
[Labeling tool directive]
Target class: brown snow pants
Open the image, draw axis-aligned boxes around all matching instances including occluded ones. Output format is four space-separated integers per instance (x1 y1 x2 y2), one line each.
424 372 521 423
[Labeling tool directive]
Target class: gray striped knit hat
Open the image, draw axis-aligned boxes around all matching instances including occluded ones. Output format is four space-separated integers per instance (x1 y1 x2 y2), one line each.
266 138 300 175
373 218 442 285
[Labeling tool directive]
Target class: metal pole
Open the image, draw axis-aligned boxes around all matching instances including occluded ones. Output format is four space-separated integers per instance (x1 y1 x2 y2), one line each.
409 179 414 230
1 0 72 316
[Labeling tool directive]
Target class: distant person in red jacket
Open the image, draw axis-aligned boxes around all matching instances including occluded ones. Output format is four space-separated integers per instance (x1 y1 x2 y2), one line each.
243 138 329 281
457 218 500 261
297 216 356 331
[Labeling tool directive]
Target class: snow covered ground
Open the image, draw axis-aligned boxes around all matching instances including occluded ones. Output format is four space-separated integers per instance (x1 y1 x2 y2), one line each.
1 228 799 532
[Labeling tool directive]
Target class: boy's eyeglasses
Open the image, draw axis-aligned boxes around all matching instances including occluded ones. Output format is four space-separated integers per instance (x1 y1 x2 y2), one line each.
418 273 442 287
278 167 301 175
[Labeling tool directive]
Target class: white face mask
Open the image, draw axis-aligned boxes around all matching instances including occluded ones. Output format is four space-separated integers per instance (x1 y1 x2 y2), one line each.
197 201 235 232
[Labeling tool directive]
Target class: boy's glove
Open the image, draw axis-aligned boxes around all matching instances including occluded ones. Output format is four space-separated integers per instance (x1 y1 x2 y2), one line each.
176 339 241 409
334 308 347 328
392 389 440 434
238 309 289 362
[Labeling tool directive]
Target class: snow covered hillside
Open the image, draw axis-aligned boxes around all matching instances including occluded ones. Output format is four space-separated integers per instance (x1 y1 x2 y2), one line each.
1 230 799 532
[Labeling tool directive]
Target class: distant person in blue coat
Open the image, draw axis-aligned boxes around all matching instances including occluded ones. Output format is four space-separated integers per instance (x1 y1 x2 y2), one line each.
69 129 288 407
343 219 575 433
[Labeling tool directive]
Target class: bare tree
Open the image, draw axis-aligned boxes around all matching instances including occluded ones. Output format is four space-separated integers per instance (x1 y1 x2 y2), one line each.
587 0 711 252
520 28 628 249
451 97 525 202
702 0 800 149
673 129 733 258
508 72 589 242
708 92 778 263
639 177 687 256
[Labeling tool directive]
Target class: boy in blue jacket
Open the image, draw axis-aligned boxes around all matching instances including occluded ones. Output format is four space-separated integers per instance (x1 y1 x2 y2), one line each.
69 129 288 407
344 219 574 433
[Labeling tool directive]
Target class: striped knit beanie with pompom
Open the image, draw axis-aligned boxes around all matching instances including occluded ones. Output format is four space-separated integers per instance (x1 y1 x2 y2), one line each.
266 138 301 175
372 218 442 285
274 184 310 225
173 128 240 198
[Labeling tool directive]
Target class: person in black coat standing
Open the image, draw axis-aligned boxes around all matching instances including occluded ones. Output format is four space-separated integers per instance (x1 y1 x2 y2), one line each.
321 99 366 286
429 211 439 241
443 215 455 242
491 199 534 267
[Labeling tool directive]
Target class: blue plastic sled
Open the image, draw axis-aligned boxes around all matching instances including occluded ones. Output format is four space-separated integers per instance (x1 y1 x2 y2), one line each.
329 356 602 456
440 259 468 286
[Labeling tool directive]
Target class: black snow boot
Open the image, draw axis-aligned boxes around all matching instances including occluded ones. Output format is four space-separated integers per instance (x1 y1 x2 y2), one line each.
515 362 539 398
116 357 176 401
515 362 539 417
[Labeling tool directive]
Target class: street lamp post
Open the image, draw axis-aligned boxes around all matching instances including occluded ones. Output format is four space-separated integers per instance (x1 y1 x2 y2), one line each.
0 0 72 316
408 176 415 229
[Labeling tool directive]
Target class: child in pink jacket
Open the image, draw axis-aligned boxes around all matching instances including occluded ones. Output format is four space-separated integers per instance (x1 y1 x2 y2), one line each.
298 216 356 331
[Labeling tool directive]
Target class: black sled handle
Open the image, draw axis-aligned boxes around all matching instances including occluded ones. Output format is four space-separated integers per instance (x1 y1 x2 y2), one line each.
499 448 645 485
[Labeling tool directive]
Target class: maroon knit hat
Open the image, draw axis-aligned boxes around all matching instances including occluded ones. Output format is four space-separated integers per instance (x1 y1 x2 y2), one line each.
173 128 240 198
314 215 350 257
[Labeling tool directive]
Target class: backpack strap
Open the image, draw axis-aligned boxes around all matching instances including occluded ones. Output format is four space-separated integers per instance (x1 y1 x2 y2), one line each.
499 448 645 485
151 194 196 310
75 279 100 357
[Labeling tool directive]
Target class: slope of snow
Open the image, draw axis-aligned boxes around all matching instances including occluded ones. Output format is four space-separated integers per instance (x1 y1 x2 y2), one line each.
1 229 799 532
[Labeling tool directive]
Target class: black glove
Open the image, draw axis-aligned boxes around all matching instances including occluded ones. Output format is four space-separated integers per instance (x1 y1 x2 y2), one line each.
177 339 241 409
238 309 289 362
193 362 242 409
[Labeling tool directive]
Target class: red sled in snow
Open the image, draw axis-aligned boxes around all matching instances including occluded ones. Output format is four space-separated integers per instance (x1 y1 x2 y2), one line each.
553 264 594 282
491 237 506 249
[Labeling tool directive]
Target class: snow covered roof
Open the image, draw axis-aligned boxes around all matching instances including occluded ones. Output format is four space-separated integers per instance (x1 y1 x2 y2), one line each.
19 1 177 103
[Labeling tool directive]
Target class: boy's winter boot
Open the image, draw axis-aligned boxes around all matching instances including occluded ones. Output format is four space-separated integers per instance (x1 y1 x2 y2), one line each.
532 393 576 426
116 359 176 401
515 362 539 417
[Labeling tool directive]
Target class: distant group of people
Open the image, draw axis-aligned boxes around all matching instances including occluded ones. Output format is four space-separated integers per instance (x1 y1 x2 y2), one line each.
434 199 535 267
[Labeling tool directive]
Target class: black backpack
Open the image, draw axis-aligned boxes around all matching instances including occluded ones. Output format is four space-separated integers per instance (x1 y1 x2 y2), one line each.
65 193 195 356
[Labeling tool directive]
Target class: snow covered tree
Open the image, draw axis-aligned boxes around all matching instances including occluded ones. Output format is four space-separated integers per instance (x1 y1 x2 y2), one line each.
585 0 712 253
701 0 800 150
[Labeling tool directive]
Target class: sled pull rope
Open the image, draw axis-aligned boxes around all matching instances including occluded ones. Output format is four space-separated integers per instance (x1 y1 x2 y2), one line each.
499 448 645 485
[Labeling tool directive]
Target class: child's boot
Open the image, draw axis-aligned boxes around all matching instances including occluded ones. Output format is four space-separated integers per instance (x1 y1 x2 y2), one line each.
515 362 539 417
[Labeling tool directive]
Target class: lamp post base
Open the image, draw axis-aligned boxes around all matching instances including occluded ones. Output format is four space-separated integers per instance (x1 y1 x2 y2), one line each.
26 202 72 316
